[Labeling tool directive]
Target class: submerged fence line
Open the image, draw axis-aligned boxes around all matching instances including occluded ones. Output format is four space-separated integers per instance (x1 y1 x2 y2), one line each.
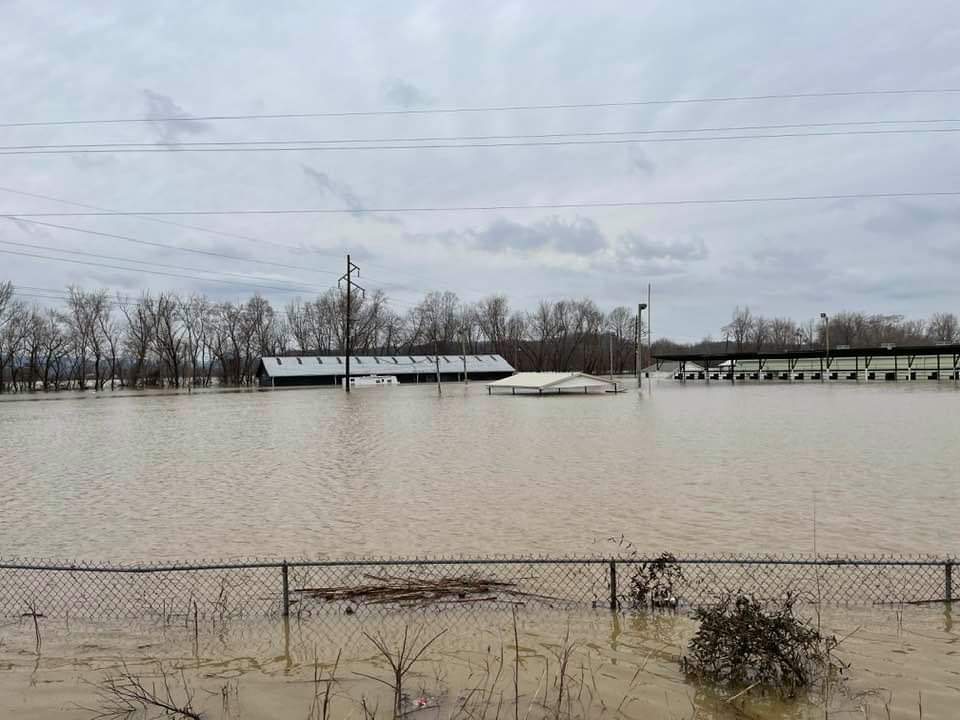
0 555 955 621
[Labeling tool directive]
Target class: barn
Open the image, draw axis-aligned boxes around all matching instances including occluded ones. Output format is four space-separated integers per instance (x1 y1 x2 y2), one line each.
256 354 515 387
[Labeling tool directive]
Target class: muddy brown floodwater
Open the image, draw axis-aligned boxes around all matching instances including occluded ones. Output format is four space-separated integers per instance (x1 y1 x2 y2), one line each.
0 605 956 719
2 382 959 717
1 381 959 560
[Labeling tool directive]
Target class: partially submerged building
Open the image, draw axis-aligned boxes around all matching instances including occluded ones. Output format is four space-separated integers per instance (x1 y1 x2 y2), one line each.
486 372 621 395
256 354 514 387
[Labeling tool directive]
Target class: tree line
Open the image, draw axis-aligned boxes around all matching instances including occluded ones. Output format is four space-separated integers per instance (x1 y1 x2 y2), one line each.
652 305 959 356
0 281 648 392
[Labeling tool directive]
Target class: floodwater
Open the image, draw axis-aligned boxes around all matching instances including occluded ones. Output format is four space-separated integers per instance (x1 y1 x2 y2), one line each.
1 381 959 560
0 604 956 719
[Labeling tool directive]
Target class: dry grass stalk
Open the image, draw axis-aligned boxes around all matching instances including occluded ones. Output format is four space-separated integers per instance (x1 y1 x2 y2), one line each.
512 607 520 720
307 648 341 720
21 602 42 653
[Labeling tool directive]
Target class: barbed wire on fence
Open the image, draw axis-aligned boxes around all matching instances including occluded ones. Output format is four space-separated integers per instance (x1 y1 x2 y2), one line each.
0 555 954 621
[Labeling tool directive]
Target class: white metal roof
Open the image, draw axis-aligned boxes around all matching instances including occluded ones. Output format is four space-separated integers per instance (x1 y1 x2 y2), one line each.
259 354 514 378
486 372 619 391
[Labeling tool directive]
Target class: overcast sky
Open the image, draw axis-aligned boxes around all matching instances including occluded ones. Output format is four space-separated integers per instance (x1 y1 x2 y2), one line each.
2 1 959 341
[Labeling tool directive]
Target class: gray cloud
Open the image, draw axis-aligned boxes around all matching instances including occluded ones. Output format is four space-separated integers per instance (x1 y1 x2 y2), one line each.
70 153 116 170
469 216 606 255
143 90 213 143
408 218 705 280
382 78 431 108
301 165 402 225
618 233 707 262
3 2 960 339
750 246 823 274
627 148 655 176
863 203 960 236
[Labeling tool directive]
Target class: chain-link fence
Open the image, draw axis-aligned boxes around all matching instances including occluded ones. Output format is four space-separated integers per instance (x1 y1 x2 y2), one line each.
0 555 954 621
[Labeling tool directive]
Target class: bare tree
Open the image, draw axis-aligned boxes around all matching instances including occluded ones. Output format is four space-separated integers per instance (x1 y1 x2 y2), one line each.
750 316 771 353
149 293 185 387
606 305 637 373
927 312 959 343
723 306 754 352
475 294 511 358
119 295 155 388
769 317 798 351
178 295 211 388
0 294 27 393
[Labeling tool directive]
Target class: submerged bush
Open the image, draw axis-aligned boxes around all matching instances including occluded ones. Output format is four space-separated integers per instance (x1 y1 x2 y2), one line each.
682 594 839 697
626 552 683 608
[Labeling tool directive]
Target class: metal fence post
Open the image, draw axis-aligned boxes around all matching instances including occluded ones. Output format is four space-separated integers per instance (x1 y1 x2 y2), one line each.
281 561 290 617
947 562 954 603
609 560 618 610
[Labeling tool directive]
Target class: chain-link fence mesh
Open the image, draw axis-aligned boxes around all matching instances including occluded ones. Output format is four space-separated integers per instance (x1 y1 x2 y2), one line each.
0 556 954 620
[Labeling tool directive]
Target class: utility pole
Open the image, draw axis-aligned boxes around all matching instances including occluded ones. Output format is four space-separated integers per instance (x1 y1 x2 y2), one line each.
647 283 652 392
434 338 442 395
338 254 364 393
460 327 469 383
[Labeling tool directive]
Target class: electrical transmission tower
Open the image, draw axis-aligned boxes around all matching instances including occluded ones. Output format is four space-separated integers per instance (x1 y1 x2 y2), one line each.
338 254 365 393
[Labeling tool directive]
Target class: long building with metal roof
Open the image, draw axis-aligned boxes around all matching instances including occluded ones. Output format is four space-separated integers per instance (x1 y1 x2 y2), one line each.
256 354 515 387
652 343 960 382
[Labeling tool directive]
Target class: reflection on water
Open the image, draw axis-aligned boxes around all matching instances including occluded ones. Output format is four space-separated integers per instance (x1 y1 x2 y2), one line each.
1 382 959 559
0 605 955 719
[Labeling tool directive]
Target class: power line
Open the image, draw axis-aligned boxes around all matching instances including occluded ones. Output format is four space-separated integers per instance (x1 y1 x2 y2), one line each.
4 127 960 155
3 117 958 151
2 87 960 128
0 185 342 259
6 190 959 217
0 237 332 294
0 248 337 296
0 186 492 301
0 216 342 277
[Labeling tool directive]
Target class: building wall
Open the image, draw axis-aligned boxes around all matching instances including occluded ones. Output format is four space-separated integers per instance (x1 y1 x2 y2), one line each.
265 371 513 387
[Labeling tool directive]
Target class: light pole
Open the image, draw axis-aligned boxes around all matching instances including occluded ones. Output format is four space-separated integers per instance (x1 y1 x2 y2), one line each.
820 312 830 380
796 329 803 351
636 303 647 388
820 313 830 356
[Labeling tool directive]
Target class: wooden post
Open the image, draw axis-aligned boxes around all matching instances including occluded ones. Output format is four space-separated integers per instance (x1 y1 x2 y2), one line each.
281 561 290 617
946 563 953 603
609 560 618 610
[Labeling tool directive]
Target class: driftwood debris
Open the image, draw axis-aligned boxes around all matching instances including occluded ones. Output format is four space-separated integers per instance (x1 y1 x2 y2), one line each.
295 573 533 607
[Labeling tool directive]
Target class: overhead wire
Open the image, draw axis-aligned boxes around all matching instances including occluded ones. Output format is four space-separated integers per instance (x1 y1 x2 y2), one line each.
0 236 333 294
2 87 960 127
0 248 337 296
2 117 959 152
0 216 343 277
5 190 959 217
0 185 343 258
3 126 960 155
0 188 505 300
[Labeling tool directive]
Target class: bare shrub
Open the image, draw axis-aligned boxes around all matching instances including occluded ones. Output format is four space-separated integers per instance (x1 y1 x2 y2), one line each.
626 553 682 609
91 661 202 719
682 594 840 698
